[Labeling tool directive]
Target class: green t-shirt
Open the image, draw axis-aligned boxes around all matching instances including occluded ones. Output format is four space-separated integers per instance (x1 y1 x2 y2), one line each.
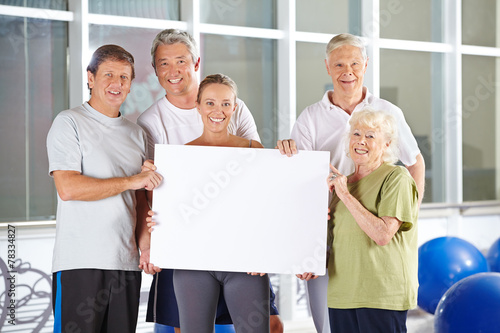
327 163 419 310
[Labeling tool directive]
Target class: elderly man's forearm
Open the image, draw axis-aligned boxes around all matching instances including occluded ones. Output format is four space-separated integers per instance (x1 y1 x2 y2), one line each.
406 153 425 206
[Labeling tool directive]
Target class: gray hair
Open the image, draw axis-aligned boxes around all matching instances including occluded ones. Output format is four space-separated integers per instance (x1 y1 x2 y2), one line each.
346 108 400 164
326 33 367 62
150 29 200 68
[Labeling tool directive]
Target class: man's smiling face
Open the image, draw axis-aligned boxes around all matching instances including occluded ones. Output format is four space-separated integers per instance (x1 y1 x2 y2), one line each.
326 44 367 98
154 43 200 99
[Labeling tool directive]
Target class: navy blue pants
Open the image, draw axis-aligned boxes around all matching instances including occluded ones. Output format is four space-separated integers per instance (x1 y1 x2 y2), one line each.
328 308 408 333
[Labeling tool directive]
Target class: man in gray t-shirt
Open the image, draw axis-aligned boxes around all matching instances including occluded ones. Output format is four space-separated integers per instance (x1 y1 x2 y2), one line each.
47 45 162 333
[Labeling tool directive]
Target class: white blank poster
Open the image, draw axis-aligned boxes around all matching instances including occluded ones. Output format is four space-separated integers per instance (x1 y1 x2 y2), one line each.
150 144 330 275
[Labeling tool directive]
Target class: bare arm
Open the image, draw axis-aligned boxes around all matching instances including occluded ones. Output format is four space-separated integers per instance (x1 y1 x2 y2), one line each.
53 168 162 201
328 165 402 246
406 153 425 207
336 193 402 246
136 190 151 254
135 161 162 274
136 190 161 274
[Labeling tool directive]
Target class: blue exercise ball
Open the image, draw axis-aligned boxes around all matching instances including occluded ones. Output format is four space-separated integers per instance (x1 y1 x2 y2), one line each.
418 236 489 314
487 238 500 272
435 272 500 333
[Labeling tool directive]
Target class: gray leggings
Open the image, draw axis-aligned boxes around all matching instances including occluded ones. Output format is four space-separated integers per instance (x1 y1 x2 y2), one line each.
173 270 270 333
306 269 330 333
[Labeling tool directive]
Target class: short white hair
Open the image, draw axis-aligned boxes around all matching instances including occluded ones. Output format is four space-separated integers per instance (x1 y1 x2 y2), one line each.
326 33 367 62
345 108 400 164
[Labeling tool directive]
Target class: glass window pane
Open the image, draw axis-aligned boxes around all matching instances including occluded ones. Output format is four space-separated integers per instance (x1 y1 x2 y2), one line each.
0 0 67 10
201 34 277 147
379 0 442 42
89 0 180 20
89 25 164 123
296 0 359 35
0 15 67 222
462 55 499 201
200 0 275 29
462 0 498 47
380 49 440 203
296 42 331 117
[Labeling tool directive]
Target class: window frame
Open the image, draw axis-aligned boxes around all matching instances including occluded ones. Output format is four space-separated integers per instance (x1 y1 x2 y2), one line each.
1 0 499 215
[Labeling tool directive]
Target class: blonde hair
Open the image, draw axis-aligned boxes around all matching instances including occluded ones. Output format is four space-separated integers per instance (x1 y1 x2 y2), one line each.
197 73 238 104
347 108 400 164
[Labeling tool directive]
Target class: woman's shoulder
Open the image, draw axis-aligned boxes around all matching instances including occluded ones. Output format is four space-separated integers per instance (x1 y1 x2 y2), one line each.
186 135 264 148
185 138 202 146
232 135 263 148
249 139 264 148
371 163 411 183
380 164 415 186
389 164 411 176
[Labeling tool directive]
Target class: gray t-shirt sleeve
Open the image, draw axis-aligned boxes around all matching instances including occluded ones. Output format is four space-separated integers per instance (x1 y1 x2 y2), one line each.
137 115 157 161
46 112 82 176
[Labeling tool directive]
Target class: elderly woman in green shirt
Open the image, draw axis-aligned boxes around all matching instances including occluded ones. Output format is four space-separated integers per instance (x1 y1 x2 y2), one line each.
299 108 419 333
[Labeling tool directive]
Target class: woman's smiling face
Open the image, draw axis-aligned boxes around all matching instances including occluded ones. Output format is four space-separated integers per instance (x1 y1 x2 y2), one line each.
349 124 389 169
196 83 237 133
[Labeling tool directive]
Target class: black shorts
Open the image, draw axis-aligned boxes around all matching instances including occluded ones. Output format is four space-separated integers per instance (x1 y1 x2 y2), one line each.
328 307 408 333
52 269 141 333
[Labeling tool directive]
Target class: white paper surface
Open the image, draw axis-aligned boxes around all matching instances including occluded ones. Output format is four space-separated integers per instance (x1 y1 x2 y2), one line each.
150 144 330 275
